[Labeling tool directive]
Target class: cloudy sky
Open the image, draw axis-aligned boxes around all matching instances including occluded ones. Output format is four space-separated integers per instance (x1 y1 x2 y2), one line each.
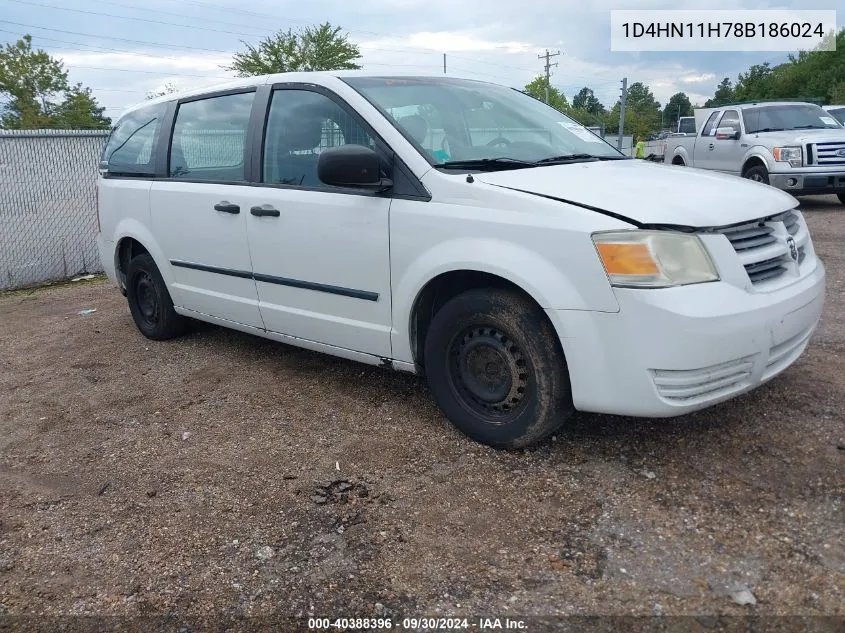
1 0 841 120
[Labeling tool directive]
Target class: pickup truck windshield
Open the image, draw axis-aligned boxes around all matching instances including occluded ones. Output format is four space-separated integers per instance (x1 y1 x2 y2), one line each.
343 76 624 167
743 104 842 134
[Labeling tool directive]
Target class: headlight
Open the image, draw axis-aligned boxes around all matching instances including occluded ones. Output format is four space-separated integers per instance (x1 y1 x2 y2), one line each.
773 146 802 168
592 231 719 288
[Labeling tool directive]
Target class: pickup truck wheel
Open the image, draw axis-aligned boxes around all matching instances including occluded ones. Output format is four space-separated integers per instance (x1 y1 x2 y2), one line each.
837 192 845 206
743 165 770 185
126 253 187 340
423 289 575 449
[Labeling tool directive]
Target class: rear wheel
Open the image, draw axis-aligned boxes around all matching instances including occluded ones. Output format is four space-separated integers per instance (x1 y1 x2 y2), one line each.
837 192 845 206
126 253 187 340
743 164 770 185
423 289 575 449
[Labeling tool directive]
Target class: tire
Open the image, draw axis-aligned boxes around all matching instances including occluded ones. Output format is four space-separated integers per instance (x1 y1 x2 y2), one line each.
837 192 845 206
423 289 575 449
743 164 770 185
126 253 187 340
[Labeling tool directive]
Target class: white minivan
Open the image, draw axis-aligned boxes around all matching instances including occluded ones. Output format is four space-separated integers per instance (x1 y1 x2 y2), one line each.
97 72 826 449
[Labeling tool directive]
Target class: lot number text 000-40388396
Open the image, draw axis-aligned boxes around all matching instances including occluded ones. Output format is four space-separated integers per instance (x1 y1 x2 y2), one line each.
610 9 837 52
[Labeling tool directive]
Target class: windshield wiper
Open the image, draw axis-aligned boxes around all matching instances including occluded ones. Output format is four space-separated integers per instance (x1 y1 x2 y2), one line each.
751 127 786 133
535 153 626 164
789 124 827 130
436 157 537 171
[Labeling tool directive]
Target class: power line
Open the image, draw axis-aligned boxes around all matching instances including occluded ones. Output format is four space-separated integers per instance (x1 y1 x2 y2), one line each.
65 65 230 79
0 20 232 53
0 28 227 64
5 0 264 38
97 0 272 35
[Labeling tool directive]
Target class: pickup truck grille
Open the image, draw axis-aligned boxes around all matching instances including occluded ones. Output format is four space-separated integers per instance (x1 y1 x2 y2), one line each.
714 210 807 286
812 141 845 166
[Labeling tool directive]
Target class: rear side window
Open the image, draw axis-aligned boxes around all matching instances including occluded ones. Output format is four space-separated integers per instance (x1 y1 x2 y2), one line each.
718 109 741 132
701 112 720 136
678 117 696 134
168 91 254 181
100 103 166 176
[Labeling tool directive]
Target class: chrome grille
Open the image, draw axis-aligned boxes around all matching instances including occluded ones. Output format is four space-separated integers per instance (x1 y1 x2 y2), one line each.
812 141 845 166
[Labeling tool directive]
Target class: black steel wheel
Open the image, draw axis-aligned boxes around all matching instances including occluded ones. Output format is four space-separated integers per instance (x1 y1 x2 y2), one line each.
447 325 530 423
424 288 575 449
743 164 770 185
126 253 187 340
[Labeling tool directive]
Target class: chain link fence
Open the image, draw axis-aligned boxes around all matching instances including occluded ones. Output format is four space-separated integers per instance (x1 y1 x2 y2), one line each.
0 129 109 291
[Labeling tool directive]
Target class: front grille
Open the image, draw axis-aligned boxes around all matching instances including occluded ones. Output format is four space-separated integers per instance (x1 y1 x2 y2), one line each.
720 223 776 251
812 141 845 166
744 256 787 283
653 356 755 403
713 209 808 286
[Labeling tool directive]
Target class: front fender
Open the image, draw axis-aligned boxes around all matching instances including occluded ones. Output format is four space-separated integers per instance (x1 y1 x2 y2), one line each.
390 237 619 364
742 146 776 172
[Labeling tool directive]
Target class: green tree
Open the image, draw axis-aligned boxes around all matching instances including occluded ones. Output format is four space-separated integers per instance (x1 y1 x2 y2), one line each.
662 92 692 129
228 23 361 76
0 34 68 128
831 81 845 104
704 78 735 107
701 29 845 106
54 83 111 129
572 87 605 115
606 81 661 139
523 76 569 112
733 63 774 101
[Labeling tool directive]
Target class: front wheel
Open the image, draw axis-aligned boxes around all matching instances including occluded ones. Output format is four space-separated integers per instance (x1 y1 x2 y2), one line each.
423 289 575 449
743 164 770 185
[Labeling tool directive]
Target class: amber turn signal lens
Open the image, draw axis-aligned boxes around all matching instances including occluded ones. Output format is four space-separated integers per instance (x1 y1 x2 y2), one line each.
595 242 659 276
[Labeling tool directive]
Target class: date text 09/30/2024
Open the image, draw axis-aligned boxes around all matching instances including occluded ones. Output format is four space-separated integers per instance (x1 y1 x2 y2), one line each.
308 617 528 630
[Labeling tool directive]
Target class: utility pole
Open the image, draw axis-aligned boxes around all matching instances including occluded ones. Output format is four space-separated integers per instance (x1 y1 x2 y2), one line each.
443 53 446 74
617 77 627 151
538 49 560 104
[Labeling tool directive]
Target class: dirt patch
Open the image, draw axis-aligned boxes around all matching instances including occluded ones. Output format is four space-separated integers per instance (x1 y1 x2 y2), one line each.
0 197 843 626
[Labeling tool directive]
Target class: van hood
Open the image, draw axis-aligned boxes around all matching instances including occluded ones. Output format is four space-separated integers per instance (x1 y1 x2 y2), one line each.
473 159 798 228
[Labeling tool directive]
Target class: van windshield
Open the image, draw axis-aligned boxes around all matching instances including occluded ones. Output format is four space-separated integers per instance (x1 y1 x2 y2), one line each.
343 76 625 169
742 104 843 133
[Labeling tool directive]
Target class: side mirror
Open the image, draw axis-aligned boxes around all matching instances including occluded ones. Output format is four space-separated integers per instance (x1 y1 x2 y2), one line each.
317 145 392 191
715 127 740 140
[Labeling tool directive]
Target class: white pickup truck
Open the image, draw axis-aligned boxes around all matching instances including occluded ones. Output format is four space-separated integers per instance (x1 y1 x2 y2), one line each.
665 101 845 204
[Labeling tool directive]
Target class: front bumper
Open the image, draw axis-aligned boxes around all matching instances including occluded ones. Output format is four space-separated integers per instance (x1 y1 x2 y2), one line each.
769 169 845 194
547 260 825 417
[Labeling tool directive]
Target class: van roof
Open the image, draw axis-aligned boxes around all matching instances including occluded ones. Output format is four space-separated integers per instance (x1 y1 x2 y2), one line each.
120 71 486 118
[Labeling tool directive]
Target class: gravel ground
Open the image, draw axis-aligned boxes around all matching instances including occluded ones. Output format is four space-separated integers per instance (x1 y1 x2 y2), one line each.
0 196 843 631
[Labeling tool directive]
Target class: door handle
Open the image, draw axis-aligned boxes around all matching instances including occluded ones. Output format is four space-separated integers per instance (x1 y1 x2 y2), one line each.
250 206 280 218
708 143 715 150
214 201 240 214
